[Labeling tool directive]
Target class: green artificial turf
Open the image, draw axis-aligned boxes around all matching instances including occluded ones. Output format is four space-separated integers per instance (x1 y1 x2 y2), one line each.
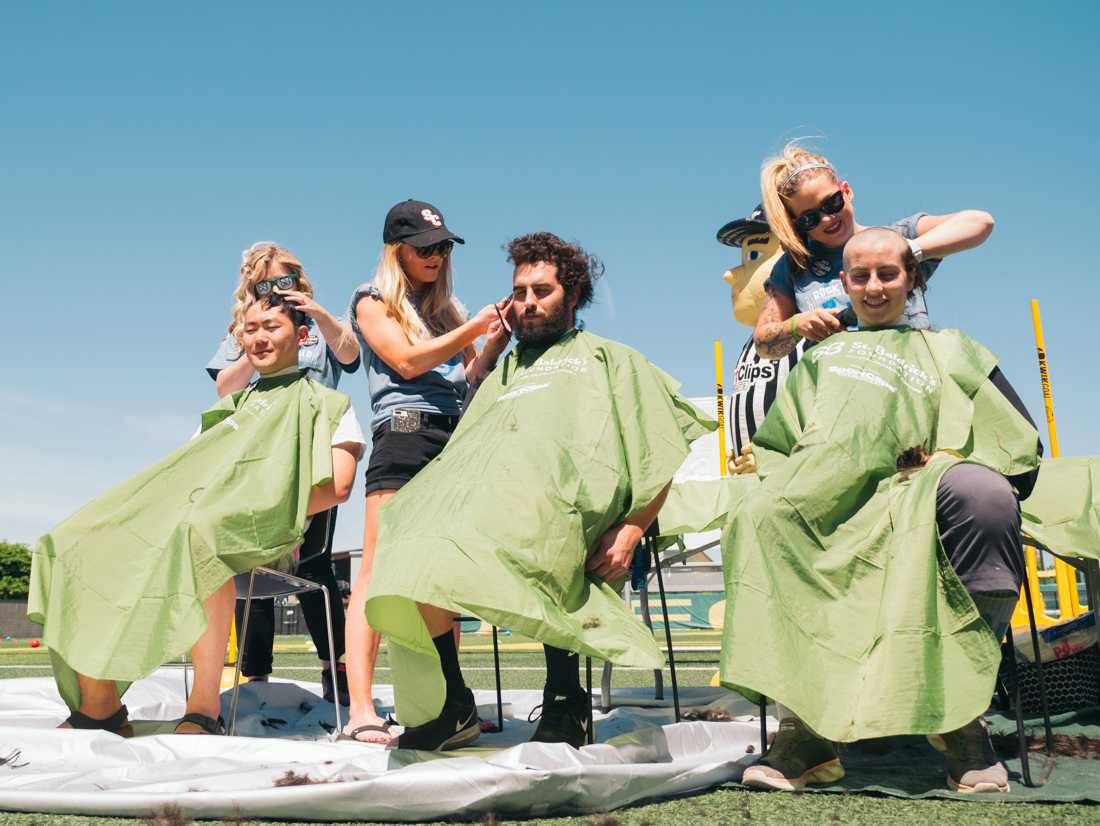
0 790 1097 826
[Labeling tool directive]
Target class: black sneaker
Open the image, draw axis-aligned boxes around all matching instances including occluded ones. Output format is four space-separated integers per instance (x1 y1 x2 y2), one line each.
395 689 480 751
528 689 590 749
321 663 350 707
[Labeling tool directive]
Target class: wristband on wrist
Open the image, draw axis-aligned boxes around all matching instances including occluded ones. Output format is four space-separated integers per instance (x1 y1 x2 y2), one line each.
789 314 801 339
907 237 925 263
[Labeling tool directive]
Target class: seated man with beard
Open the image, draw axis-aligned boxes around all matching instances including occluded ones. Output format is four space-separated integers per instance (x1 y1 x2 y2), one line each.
365 232 715 751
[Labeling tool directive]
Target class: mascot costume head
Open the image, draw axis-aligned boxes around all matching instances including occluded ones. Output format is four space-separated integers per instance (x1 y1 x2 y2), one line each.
717 204 783 327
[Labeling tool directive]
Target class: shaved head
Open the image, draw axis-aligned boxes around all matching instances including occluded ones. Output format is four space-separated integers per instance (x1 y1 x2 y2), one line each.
842 227 910 271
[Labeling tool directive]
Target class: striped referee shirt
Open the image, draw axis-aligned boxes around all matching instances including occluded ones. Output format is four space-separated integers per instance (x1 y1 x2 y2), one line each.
730 336 807 456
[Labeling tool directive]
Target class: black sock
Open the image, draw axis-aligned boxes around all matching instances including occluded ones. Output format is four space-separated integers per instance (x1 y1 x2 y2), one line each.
543 645 582 696
432 631 467 703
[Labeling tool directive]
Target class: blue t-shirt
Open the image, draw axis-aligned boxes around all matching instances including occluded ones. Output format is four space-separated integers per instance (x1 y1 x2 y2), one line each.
348 284 468 429
206 322 360 390
764 213 941 329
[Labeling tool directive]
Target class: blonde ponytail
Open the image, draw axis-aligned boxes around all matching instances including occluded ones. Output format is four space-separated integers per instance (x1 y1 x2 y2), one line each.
760 142 841 272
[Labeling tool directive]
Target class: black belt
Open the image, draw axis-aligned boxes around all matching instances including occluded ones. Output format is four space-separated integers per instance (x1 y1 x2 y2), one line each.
381 408 460 435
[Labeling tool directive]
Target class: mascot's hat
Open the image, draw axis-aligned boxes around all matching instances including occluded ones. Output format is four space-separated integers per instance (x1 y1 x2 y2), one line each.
716 204 770 247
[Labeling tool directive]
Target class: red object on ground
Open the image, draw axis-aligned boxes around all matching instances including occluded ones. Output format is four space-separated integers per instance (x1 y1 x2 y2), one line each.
29 640 40 648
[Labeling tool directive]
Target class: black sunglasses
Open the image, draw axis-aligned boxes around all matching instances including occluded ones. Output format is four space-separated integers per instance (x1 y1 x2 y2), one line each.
253 272 300 297
413 240 454 260
794 189 845 233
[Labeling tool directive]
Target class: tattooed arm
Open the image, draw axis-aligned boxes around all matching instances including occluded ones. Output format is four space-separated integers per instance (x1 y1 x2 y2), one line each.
754 288 845 358
753 289 800 359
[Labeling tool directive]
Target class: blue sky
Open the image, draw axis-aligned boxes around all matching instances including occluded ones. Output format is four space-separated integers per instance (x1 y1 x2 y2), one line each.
4 2 1098 549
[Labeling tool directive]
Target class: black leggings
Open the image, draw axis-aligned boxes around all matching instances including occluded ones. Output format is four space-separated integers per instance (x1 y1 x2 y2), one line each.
936 463 1025 596
234 507 347 677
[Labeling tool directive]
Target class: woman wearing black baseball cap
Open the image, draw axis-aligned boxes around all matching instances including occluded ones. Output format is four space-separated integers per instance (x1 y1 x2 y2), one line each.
340 199 510 743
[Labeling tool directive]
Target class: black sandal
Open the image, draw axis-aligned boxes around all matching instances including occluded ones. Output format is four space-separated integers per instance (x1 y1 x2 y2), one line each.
62 705 134 737
174 712 225 735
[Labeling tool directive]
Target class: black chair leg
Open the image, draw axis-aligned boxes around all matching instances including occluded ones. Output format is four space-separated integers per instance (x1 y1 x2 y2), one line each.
1011 574 1054 787
492 625 504 733
651 534 681 723
585 656 595 744
638 581 663 700
758 695 768 755
1003 635 1033 785
600 660 613 714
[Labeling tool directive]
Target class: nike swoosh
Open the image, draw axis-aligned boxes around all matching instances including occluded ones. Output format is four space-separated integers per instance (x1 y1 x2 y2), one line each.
457 711 476 733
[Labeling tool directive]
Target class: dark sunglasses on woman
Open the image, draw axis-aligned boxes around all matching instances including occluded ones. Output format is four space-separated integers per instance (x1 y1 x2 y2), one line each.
413 240 454 260
794 189 845 232
253 272 301 298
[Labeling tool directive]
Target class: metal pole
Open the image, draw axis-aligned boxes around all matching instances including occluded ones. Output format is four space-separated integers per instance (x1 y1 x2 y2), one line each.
492 626 504 732
1029 300 1060 457
715 339 728 477
585 656 595 745
652 536 680 723
227 569 256 736
319 583 342 739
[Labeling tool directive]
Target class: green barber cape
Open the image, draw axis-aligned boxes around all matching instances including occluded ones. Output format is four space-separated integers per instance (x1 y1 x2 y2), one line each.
366 330 715 726
1020 456 1100 560
719 328 1042 742
28 373 350 710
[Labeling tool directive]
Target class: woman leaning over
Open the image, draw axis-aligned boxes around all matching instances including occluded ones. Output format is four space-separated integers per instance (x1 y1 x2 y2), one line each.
340 199 508 743
752 141 995 358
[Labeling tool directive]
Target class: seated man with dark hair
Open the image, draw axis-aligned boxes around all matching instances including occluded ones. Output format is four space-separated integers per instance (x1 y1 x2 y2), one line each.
721 228 1046 793
365 232 716 751
30 294 366 735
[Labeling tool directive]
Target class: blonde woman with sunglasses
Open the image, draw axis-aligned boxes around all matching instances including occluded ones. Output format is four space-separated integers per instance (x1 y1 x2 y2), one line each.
339 199 509 743
753 142 995 359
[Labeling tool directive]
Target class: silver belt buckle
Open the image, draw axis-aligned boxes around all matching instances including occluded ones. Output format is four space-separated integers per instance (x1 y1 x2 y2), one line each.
391 409 422 433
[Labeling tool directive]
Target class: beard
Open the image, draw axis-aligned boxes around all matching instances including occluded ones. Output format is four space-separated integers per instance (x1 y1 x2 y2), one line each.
514 301 571 347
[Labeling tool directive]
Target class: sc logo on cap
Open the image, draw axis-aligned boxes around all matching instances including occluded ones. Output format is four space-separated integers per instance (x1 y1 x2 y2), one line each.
421 209 442 227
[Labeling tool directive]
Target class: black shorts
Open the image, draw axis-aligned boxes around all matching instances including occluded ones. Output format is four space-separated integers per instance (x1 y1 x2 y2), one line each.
363 418 456 494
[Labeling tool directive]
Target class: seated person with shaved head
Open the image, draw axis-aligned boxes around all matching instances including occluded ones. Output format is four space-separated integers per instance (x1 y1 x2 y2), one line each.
720 228 1043 794
30 295 365 736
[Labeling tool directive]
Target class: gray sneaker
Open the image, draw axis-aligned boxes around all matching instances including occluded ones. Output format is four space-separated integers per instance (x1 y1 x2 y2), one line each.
941 717 1009 794
742 717 845 791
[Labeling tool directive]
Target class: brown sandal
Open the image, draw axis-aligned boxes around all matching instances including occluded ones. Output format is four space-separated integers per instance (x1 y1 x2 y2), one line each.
337 722 392 743
62 705 134 738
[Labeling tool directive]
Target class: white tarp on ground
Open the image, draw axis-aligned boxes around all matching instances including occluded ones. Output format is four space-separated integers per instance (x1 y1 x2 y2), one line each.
0 671 772 822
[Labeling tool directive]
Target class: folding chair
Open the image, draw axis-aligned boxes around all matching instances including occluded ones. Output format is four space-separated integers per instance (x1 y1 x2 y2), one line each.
225 510 341 734
599 521 681 723
227 566 342 737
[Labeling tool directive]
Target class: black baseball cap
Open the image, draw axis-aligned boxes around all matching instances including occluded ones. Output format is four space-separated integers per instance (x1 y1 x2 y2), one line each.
383 199 465 247
716 204 771 247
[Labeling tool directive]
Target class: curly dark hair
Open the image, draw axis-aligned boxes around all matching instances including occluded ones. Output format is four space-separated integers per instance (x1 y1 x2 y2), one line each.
505 232 604 313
